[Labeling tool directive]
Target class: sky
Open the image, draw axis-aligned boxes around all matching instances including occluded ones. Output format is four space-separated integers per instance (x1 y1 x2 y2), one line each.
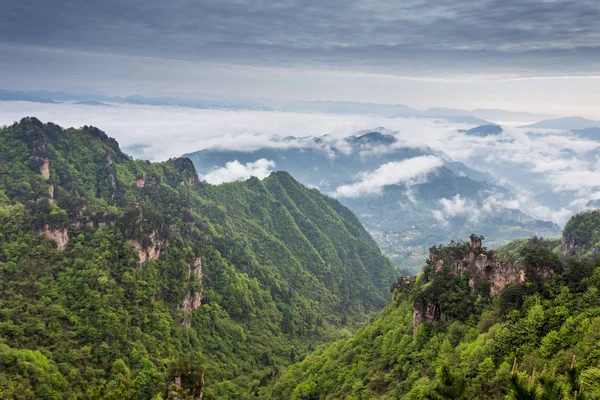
2 0 600 115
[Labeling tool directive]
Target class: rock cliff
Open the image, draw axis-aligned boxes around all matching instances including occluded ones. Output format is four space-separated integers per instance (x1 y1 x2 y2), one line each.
413 234 530 329
41 225 69 250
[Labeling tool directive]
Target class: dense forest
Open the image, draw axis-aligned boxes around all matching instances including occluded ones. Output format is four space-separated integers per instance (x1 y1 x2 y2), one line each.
5 117 600 400
270 218 600 399
0 118 396 399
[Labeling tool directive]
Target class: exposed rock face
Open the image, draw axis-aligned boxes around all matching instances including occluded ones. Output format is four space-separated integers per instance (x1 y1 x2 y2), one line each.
105 152 117 200
35 157 50 179
182 257 203 313
168 373 204 400
561 235 577 256
439 235 524 296
135 175 158 188
413 235 525 330
181 257 203 329
42 225 69 250
413 300 446 331
129 231 166 264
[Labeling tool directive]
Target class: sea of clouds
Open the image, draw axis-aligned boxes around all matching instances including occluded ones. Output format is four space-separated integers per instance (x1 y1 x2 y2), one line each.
1 101 599 226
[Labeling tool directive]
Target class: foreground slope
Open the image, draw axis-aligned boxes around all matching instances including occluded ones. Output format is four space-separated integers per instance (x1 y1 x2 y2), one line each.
0 118 395 398
271 218 600 399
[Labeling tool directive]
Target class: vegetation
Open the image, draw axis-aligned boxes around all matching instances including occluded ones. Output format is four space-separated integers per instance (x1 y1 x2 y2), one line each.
0 118 396 398
5 117 600 399
497 236 561 266
270 230 600 399
562 210 600 258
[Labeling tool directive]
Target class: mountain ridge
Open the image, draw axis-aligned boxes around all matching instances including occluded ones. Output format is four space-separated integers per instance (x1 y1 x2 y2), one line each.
519 116 600 130
270 214 600 399
0 117 396 398
184 131 561 271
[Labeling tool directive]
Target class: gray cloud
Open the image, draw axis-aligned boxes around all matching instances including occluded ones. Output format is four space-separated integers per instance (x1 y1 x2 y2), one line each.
2 0 600 78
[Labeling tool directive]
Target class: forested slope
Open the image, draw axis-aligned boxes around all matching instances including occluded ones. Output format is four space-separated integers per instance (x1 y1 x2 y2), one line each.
0 118 396 399
271 224 600 399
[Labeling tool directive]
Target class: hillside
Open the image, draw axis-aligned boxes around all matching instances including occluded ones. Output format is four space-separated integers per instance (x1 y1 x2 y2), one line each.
185 132 560 272
520 117 600 130
463 124 503 137
270 217 600 399
0 118 396 399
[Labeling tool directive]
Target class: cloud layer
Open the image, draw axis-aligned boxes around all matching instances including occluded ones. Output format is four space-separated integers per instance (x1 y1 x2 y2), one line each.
335 156 444 197
0 101 465 160
2 101 600 226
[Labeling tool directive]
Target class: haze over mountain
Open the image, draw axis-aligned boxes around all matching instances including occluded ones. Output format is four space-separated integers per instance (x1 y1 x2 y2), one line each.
572 127 600 141
463 124 504 136
520 116 600 130
185 130 561 270
0 88 552 125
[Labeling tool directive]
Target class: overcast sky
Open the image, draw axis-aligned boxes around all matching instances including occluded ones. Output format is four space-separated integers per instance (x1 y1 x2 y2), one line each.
2 0 600 115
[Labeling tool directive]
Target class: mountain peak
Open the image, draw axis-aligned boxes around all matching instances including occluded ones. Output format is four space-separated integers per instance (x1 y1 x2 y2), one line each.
520 116 600 130
463 124 503 136
345 131 397 146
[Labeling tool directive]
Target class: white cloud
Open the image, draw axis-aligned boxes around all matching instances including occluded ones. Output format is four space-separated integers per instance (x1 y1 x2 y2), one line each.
3 101 600 226
433 195 480 226
0 101 465 161
334 156 443 197
200 159 275 184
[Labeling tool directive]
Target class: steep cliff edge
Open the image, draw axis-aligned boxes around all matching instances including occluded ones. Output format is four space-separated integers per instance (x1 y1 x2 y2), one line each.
270 215 600 400
413 234 557 329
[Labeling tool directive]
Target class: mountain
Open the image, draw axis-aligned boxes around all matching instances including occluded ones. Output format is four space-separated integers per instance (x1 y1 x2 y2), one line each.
341 167 559 266
0 89 56 103
269 215 600 399
185 132 561 271
0 89 274 111
520 116 600 130
572 127 600 141
0 117 395 398
427 107 557 123
463 124 504 136
283 100 419 116
427 114 491 125
561 209 600 258
0 88 499 124
469 108 557 122
287 103 491 124
74 100 113 107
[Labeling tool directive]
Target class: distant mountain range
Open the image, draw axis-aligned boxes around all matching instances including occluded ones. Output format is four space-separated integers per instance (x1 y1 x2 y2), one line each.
0 88 565 125
184 129 561 271
426 107 556 122
520 116 600 130
572 127 600 140
0 90 56 104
